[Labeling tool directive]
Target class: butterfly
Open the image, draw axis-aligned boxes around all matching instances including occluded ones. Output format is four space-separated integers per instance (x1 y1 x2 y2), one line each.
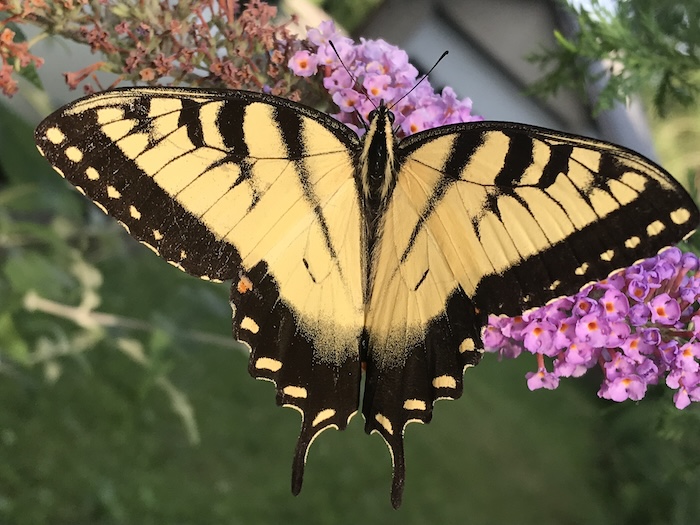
34 86 699 507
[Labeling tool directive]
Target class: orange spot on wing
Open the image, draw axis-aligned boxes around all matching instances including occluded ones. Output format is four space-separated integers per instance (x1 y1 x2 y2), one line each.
237 274 253 294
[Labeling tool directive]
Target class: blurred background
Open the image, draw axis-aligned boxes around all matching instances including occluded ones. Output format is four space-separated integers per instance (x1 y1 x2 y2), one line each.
2 0 700 523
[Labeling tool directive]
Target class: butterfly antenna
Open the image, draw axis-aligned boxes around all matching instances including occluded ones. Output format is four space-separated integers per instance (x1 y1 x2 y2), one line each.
329 40 376 130
388 50 449 111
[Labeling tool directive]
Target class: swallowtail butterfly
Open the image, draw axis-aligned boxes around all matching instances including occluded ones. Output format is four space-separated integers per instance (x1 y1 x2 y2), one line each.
35 87 699 507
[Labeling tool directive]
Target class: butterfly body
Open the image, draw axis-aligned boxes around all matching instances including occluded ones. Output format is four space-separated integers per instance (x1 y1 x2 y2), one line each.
359 104 394 272
35 87 699 507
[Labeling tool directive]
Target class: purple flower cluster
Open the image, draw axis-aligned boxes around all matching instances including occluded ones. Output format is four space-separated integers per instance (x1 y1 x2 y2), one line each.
484 247 700 409
289 21 481 136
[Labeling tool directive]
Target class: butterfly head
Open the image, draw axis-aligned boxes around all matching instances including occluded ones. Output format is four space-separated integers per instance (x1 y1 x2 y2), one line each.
367 100 395 128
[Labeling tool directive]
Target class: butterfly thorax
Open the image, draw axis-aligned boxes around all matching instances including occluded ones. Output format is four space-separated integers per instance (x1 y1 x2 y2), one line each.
359 103 397 211
359 103 398 265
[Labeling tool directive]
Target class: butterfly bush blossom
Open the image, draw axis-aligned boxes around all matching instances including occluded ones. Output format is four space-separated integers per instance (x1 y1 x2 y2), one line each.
288 20 482 136
483 247 700 409
0 0 303 97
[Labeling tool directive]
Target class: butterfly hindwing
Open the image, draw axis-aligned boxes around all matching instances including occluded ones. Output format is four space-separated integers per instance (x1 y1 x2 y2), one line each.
230 260 361 495
34 87 366 490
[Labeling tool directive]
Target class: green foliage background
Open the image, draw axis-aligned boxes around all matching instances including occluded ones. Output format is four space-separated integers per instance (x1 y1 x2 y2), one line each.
530 0 700 116
2 0 700 522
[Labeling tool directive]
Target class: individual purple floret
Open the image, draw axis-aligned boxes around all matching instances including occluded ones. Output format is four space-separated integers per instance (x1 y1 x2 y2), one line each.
484 247 700 409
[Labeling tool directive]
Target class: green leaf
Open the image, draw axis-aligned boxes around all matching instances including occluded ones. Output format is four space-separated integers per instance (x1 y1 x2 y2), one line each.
0 103 53 186
3 251 76 300
0 311 30 363
529 0 700 114
553 30 577 53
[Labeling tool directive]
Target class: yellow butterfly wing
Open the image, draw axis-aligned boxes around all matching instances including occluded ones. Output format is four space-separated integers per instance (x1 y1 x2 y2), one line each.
34 87 366 492
363 121 699 505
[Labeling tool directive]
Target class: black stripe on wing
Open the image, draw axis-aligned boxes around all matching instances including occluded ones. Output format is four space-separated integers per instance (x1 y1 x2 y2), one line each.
470 126 700 315
473 175 699 316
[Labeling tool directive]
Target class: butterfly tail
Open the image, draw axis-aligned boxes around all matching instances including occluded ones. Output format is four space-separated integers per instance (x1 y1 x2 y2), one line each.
291 427 309 496
391 456 406 510
388 432 407 509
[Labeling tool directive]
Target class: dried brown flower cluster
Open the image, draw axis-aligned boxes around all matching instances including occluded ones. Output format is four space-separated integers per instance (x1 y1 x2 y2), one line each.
0 0 306 98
